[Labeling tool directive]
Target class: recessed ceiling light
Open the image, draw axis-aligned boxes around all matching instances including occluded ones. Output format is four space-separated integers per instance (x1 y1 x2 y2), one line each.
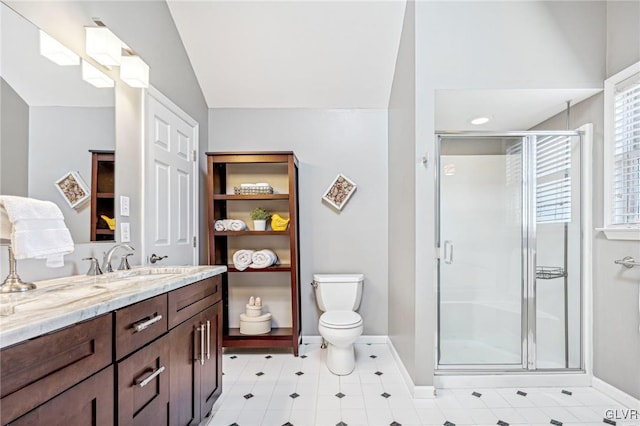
470 117 490 125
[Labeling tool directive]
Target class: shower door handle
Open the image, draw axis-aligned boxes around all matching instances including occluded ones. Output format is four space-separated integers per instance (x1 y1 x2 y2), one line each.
443 240 454 264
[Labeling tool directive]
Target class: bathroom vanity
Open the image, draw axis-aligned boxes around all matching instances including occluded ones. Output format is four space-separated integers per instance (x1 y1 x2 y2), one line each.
0 265 226 425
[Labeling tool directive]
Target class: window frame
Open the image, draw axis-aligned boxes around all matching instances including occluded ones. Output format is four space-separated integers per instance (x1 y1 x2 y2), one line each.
600 61 640 241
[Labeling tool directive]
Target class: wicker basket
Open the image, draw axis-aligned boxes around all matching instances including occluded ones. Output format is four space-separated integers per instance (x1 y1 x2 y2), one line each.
233 185 274 195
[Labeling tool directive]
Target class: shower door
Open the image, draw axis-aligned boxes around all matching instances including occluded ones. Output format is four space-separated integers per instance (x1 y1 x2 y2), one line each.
436 132 583 371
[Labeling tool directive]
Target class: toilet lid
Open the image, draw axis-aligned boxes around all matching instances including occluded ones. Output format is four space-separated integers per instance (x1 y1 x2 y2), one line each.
319 311 362 328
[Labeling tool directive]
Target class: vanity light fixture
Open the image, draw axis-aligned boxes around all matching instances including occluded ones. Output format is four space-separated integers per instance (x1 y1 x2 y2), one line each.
120 55 149 88
470 116 491 125
81 60 114 88
85 26 122 66
39 30 79 66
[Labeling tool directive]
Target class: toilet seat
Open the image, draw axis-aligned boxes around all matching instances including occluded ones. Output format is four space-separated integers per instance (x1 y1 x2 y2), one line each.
319 311 363 329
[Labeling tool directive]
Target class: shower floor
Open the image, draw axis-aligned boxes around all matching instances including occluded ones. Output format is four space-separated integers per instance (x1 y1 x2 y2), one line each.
440 338 521 365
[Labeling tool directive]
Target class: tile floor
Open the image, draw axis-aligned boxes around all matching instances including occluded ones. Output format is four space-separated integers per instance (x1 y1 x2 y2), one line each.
205 343 638 426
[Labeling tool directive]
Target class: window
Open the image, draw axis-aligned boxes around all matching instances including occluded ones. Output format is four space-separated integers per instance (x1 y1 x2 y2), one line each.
602 61 640 240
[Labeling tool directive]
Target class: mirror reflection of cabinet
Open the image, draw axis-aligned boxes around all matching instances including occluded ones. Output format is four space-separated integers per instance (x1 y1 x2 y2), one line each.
90 150 115 241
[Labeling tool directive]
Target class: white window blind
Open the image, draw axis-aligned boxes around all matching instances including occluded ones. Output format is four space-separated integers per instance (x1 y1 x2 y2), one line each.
612 77 640 225
536 135 572 223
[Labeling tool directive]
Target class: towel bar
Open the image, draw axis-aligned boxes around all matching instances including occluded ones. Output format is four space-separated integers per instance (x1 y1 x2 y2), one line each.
614 256 640 268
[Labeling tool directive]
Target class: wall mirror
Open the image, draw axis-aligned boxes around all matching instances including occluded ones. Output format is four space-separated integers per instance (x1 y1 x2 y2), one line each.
0 3 115 243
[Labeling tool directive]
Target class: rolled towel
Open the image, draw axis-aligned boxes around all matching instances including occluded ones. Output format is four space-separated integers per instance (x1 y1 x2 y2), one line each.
228 220 248 231
214 220 227 231
232 249 255 271
250 249 278 269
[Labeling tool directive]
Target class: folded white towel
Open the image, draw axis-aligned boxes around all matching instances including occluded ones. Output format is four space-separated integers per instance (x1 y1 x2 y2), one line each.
233 249 255 271
250 249 278 269
0 208 11 239
215 219 248 232
0 196 74 267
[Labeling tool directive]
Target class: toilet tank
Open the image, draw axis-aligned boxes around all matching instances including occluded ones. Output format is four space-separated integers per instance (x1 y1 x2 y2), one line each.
313 273 364 312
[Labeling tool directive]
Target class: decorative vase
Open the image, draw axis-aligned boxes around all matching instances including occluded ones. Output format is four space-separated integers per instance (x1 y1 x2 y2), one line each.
253 220 266 231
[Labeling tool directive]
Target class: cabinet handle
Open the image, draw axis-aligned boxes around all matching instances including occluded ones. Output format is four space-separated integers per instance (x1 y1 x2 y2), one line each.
200 324 205 366
206 320 211 360
135 365 166 388
132 314 163 332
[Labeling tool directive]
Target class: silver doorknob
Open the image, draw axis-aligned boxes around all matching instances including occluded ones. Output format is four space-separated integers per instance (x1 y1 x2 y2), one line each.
149 253 168 264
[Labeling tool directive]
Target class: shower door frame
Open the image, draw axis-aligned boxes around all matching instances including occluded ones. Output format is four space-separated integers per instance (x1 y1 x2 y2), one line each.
434 129 591 374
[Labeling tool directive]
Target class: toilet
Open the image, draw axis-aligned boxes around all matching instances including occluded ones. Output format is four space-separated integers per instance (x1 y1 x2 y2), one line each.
312 273 364 375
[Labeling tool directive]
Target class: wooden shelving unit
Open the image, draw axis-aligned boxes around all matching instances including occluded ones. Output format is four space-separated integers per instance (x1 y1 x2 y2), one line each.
206 151 301 356
89 150 115 242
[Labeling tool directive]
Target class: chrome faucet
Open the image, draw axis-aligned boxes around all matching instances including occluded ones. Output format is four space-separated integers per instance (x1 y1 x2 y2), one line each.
102 243 135 273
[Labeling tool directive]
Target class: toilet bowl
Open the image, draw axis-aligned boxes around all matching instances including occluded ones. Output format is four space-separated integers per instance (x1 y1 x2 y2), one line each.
318 310 363 375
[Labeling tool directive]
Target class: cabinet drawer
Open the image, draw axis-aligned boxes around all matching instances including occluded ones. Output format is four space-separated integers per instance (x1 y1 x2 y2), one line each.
168 276 221 329
115 294 167 360
0 314 112 424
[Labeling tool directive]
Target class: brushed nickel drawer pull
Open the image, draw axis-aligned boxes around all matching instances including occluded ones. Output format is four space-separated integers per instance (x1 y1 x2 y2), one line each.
206 320 211 360
133 314 163 332
135 365 165 388
200 324 205 365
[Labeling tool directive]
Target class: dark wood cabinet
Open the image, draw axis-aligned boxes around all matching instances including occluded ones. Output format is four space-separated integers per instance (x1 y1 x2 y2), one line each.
116 335 170 426
169 280 222 425
90 150 115 241
206 151 301 356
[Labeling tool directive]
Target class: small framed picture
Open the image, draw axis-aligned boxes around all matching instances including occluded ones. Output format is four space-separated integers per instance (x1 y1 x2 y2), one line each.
322 173 357 210
54 171 90 209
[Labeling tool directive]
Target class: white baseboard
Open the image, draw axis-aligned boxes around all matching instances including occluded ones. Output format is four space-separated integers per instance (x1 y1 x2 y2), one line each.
302 335 389 345
593 377 640 411
387 337 436 399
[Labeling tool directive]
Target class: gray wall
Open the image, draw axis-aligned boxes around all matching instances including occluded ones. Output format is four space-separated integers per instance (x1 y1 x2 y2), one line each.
4 1 208 280
209 108 389 336
606 1 640 77
388 0 417 381
0 78 28 197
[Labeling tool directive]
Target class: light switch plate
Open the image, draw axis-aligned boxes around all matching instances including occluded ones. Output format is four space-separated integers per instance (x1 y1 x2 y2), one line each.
120 222 130 242
120 195 130 217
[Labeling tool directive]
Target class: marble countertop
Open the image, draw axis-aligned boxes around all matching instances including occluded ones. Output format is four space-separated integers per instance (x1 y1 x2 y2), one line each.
0 265 227 349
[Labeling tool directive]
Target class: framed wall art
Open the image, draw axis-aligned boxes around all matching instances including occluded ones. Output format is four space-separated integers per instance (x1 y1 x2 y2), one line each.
54 171 90 209
322 173 357 210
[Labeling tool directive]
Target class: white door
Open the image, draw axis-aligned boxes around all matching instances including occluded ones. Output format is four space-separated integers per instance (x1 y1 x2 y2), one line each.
143 88 198 265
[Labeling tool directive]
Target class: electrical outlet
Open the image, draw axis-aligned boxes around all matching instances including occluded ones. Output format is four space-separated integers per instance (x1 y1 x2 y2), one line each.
120 195 130 217
120 222 130 242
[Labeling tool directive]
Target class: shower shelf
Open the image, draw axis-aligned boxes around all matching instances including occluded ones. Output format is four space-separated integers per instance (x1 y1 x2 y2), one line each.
536 266 566 280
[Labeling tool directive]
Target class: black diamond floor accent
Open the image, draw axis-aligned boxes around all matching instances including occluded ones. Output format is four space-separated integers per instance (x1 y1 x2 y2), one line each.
370 355 377 359
561 389 572 395
603 419 616 425
337 422 348 426
230 355 237 359
472 391 482 397
497 421 509 426
289 393 299 399
300 355 308 358
390 422 402 426
295 371 304 376
516 390 527 396
282 423 294 426
256 372 264 376
229 423 239 426
381 392 391 398
265 355 272 359
335 392 345 398
367 343 372 345
550 420 562 426
243 393 254 399
444 421 456 426
375 371 383 376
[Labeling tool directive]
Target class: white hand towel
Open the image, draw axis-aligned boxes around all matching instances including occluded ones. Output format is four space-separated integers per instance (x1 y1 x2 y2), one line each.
214 220 227 231
228 220 248 231
232 249 255 271
250 249 278 269
0 196 74 267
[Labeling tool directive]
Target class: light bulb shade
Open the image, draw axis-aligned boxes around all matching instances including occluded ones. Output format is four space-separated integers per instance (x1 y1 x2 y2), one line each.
120 55 149 88
39 30 79 66
81 60 114 88
85 27 122 66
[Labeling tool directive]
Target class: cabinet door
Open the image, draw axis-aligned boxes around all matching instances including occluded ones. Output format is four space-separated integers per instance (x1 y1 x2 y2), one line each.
9 366 114 426
117 336 170 426
169 315 198 426
199 303 222 420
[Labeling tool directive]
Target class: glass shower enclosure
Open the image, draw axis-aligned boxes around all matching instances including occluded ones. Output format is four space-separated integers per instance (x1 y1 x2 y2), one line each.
436 132 582 371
